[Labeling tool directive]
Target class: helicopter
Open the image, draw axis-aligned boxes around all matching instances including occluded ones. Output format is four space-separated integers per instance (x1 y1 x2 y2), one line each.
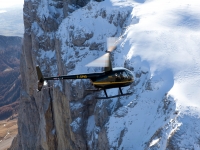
36 37 134 99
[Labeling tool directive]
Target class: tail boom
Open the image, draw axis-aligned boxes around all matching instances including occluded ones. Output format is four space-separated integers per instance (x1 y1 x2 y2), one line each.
36 65 104 91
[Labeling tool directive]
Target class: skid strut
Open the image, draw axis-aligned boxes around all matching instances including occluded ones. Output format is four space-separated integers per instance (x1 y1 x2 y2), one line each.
103 89 108 98
119 87 123 95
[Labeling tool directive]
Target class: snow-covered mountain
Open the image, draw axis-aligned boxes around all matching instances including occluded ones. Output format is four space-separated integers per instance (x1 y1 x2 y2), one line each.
10 0 200 149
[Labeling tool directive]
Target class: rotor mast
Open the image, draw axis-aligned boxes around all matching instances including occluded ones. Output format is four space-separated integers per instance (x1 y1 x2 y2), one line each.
104 51 112 72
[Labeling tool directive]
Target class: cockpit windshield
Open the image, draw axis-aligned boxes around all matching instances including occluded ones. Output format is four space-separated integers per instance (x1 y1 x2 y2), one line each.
126 70 134 79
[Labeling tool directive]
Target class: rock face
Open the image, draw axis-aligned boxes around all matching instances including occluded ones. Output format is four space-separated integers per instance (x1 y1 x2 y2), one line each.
0 35 21 120
9 0 200 150
10 0 111 149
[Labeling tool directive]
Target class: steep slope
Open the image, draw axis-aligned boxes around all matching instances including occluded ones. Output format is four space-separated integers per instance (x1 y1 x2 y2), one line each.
10 0 200 150
0 35 21 120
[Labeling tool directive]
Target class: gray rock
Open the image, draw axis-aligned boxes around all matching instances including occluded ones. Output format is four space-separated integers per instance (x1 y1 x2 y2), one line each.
89 42 102 50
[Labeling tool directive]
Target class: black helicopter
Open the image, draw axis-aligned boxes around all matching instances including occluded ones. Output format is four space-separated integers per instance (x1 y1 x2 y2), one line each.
36 37 134 99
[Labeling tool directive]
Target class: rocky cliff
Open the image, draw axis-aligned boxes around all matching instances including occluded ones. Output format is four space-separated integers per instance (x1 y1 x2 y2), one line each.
10 0 200 150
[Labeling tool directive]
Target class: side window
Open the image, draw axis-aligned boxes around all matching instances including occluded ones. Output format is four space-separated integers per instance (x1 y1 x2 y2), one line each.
108 72 117 78
97 75 108 82
107 72 117 82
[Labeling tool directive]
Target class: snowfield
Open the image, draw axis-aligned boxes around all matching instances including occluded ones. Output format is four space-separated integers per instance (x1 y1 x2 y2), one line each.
125 0 200 110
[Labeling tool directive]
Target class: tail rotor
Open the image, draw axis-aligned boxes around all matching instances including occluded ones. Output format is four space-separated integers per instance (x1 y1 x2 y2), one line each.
36 66 44 91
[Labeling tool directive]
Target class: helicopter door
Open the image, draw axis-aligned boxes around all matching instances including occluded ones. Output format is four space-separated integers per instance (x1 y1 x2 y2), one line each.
106 72 120 82
108 75 115 82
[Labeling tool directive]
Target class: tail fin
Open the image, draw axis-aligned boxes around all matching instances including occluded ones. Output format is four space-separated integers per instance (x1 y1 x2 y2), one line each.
36 66 44 91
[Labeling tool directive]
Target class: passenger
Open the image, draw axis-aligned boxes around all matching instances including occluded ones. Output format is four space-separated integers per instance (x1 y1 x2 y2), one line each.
115 73 120 81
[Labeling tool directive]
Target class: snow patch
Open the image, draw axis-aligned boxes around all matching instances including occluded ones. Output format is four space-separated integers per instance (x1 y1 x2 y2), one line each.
149 138 160 147
87 115 95 134
70 117 82 132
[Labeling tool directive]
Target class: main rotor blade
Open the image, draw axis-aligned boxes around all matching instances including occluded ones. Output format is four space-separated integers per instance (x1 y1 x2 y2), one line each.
86 53 109 67
107 37 122 52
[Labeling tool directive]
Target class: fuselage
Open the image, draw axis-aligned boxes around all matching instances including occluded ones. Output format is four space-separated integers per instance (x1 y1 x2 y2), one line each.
91 67 134 89
43 67 134 90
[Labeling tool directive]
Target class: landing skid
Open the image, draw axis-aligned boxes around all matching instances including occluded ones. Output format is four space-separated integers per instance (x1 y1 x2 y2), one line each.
96 92 133 99
86 88 102 92
95 87 133 99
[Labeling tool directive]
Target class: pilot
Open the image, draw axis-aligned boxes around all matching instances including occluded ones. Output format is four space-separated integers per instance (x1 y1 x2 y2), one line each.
120 72 124 79
115 73 120 81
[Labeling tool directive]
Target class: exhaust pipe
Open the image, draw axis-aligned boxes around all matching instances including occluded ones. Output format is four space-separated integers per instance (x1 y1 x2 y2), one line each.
36 66 44 91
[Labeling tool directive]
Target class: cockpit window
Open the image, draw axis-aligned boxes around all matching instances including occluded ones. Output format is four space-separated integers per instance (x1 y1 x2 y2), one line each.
126 70 133 79
95 70 133 83
122 71 128 78
114 71 128 79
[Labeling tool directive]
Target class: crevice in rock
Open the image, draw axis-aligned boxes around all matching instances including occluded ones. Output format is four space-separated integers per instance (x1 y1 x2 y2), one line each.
47 87 58 150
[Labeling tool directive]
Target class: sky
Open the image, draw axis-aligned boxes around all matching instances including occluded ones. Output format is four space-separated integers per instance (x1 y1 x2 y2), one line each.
0 0 24 36
0 0 24 9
